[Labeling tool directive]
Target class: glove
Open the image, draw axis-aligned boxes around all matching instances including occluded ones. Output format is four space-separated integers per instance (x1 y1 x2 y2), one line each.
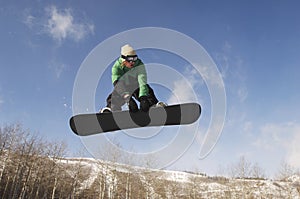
139 96 150 112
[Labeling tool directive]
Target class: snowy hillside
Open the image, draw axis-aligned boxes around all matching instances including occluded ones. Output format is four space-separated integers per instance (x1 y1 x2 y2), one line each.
56 157 300 199
1 123 299 198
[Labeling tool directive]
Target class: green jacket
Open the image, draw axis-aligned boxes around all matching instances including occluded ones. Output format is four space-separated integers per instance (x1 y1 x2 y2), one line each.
111 57 149 97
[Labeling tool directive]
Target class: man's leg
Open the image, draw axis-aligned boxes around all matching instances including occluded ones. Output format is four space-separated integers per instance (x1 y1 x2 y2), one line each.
106 90 124 111
133 84 160 112
146 85 159 106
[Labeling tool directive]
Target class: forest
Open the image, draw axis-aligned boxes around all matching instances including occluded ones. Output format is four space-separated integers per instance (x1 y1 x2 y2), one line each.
1 123 299 199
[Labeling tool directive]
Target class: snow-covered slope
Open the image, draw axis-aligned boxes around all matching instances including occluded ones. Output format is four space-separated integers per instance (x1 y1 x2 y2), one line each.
57 157 300 199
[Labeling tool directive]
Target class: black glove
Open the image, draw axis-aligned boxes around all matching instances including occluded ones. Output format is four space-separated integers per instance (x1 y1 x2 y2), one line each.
139 96 150 112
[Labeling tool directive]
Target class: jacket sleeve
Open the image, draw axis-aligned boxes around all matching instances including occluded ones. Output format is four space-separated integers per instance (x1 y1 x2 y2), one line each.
111 60 122 84
111 60 129 97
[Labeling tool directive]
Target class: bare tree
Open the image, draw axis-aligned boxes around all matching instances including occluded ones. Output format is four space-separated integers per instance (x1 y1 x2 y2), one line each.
0 124 21 186
0 124 79 198
251 162 266 179
96 160 108 199
47 141 67 199
18 134 44 198
229 156 252 179
1 124 31 199
276 161 298 181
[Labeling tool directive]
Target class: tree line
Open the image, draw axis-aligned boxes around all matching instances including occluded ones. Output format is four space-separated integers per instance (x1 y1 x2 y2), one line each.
0 123 74 198
0 123 179 198
0 123 299 199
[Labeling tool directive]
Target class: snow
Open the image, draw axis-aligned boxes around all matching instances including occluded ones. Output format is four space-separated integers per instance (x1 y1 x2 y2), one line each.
56 157 300 198
288 174 300 183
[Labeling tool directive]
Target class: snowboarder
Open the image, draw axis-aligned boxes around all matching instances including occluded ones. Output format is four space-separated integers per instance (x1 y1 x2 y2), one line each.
100 44 167 113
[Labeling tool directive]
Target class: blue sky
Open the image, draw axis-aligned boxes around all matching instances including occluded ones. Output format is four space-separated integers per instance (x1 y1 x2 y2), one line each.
1 0 300 177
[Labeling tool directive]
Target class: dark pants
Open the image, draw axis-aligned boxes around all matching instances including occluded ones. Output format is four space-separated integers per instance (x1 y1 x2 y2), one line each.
106 84 158 111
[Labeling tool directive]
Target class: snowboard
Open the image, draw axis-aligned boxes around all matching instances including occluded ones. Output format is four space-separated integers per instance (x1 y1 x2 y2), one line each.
69 103 201 136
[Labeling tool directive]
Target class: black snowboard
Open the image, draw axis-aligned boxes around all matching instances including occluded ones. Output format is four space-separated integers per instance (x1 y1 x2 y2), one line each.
69 103 201 136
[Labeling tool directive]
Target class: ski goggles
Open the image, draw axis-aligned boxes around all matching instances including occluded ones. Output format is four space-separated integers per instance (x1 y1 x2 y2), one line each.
121 55 138 62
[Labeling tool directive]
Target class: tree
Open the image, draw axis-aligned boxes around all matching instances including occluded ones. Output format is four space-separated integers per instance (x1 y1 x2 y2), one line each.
228 156 266 179
251 162 266 179
276 161 298 181
229 156 252 178
0 123 71 199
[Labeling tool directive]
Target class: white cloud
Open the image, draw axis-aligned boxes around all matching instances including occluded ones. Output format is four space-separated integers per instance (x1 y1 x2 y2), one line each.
49 61 68 79
55 63 67 79
253 122 300 168
23 6 94 43
24 14 36 29
254 123 289 150
285 125 300 168
23 8 36 29
222 41 232 53
237 86 248 102
167 79 196 104
215 41 231 79
45 6 94 42
194 63 225 89
167 66 200 104
243 121 253 133
215 41 248 103
0 96 4 106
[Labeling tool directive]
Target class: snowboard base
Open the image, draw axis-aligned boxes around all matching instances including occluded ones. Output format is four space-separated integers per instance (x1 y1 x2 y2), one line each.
70 103 201 136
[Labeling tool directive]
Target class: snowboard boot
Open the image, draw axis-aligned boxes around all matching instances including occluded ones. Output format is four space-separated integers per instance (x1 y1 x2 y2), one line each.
155 102 168 108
